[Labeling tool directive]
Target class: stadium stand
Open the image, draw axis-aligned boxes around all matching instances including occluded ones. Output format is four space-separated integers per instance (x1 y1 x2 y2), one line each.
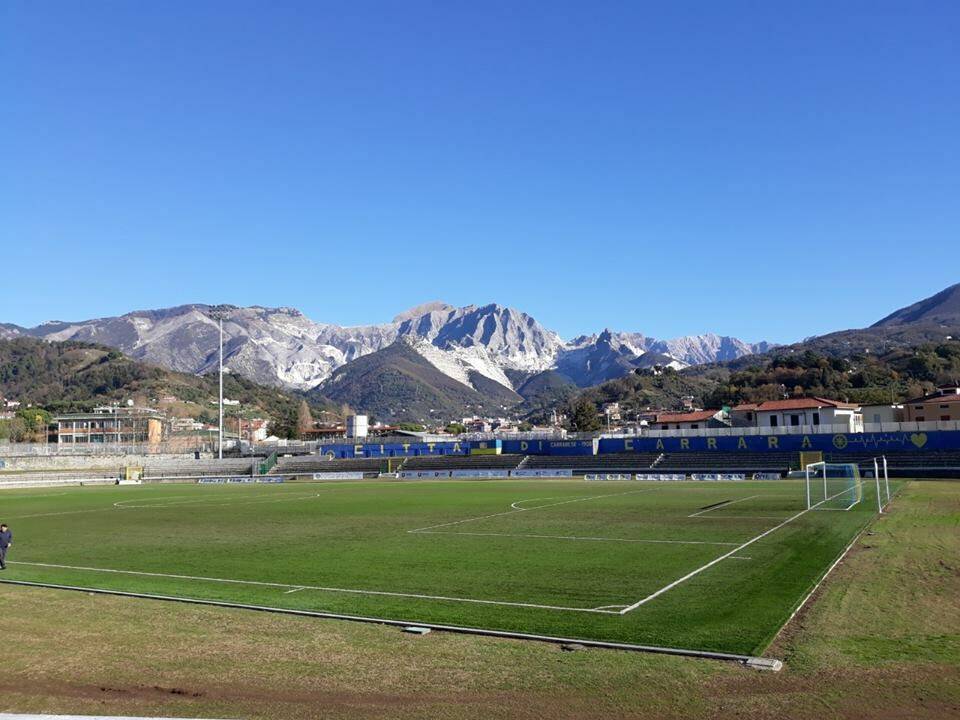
0 468 123 487
655 452 797 474
271 456 384 475
401 455 523 471
143 458 256 477
523 453 661 471
824 450 960 478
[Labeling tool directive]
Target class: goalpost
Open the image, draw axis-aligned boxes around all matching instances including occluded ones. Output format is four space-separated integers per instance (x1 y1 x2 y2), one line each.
872 455 892 510
804 458 889 512
804 462 862 511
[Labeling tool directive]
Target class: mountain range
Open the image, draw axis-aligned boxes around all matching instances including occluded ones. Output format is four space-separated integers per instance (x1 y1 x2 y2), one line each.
0 302 770 418
3 283 957 422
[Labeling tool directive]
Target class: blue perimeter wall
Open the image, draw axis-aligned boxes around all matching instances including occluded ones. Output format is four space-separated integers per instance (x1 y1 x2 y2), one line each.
316 431 959 458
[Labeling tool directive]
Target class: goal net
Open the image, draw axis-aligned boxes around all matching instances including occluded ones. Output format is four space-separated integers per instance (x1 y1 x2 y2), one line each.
804 462 862 510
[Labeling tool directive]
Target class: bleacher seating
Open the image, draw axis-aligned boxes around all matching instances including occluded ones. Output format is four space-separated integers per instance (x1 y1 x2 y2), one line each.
823 451 960 478
401 454 523 471
272 456 383 474
143 458 255 477
655 452 796 474
523 454 660 471
825 450 960 468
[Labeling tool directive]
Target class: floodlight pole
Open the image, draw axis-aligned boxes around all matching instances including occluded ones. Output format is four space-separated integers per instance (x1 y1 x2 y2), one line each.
873 458 883 513
218 316 224 460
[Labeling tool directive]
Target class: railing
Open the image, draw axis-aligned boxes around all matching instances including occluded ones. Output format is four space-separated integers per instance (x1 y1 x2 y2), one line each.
259 451 278 475
0 440 222 457
3 420 958 460
459 431 570 441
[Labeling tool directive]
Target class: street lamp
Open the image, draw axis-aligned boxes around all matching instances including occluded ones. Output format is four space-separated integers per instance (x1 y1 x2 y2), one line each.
218 316 224 459
205 309 227 460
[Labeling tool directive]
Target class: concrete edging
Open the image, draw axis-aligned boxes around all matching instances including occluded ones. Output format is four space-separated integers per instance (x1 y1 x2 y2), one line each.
0 578 781 670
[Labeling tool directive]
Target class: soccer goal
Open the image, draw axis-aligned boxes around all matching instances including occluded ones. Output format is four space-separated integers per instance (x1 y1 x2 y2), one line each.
804 462 862 511
870 455 892 512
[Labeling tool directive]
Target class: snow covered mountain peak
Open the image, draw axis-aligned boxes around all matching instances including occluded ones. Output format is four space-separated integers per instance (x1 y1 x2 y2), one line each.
14 302 771 391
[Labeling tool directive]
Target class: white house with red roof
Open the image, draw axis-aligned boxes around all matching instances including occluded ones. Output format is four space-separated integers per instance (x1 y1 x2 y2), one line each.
651 409 726 431
753 397 862 432
729 402 760 427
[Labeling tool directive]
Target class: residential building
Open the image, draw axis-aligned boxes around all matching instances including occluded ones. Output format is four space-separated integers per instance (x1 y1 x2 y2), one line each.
346 414 369 438
462 417 492 433
729 403 759 427
247 418 270 442
170 417 205 432
903 386 960 422
753 397 862 432
651 409 726 431
55 406 169 446
860 404 904 425
601 402 622 422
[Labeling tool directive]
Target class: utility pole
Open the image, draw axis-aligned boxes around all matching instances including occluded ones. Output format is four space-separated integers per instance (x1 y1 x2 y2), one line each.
218 316 224 460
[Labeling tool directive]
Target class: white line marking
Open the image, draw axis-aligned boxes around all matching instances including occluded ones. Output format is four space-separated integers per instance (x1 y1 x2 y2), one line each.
618 485 857 614
0 491 69 499
9 489 331 520
413 530 739 546
510 497 559 510
687 495 762 517
728 556 752 561
113 494 197 506
8 561 621 615
0 578 773 663
284 586 307 594
690 515 789 520
408 488 658 533
771 496 889 646
114 492 322 509
7 507 116 520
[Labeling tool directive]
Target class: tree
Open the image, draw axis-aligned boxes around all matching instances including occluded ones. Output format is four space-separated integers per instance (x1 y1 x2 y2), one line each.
296 400 314 438
13 408 51 442
1 417 28 442
568 397 601 432
445 422 467 435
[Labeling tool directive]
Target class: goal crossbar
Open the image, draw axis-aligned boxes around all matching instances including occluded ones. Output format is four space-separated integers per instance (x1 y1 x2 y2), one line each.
804 458 890 513
803 462 861 511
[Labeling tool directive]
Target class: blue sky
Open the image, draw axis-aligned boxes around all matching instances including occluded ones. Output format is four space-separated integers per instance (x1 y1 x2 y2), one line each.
2 1 957 343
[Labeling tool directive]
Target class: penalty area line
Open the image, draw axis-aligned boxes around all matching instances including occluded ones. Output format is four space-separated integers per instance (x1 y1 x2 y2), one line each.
408 488 659 533
413 530 739 546
618 485 857 614
7 560 621 615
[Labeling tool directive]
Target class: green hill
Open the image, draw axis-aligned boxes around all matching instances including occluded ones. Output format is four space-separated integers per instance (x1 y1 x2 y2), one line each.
0 337 333 437
559 338 960 423
311 340 522 423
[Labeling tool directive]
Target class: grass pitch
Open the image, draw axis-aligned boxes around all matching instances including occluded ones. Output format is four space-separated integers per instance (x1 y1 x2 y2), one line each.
0 477 892 656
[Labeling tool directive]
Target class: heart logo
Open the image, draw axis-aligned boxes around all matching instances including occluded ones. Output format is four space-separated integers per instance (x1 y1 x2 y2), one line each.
910 432 927 448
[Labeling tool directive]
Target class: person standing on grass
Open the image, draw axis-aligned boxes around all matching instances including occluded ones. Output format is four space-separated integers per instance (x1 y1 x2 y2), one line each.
0 523 11 570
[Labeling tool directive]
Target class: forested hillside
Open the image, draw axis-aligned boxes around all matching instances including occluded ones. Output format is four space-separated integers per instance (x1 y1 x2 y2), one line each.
558 339 960 425
0 338 334 438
